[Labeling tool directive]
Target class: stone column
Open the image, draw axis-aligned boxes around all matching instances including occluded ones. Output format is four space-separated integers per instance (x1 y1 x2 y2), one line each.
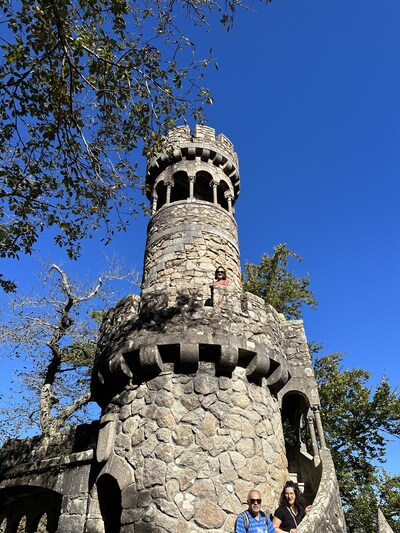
166 182 172 205
312 404 327 449
151 194 158 215
226 195 233 214
307 412 320 458
189 176 195 199
211 180 218 204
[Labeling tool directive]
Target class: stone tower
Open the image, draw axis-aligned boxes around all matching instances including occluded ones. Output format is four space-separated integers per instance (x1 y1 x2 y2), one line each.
89 125 345 532
0 124 348 533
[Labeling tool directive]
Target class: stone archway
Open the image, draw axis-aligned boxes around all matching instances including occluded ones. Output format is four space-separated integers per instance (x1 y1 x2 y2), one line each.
0 486 62 533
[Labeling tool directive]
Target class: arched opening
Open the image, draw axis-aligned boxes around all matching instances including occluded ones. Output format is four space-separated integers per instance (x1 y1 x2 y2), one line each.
97 474 122 533
0 487 61 533
0 518 7 533
282 393 311 453
217 179 230 211
281 392 318 505
170 171 189 202
194 171 213 202
155 181 167 209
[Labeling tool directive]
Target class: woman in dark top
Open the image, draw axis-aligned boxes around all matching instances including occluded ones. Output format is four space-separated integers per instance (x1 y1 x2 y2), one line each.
272 480 312 533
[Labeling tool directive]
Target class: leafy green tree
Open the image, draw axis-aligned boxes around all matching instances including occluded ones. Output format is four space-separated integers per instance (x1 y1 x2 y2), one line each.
0 0 271 292
242 243 318 319
243 247 399 530
314 352 400 532
0 259 137 441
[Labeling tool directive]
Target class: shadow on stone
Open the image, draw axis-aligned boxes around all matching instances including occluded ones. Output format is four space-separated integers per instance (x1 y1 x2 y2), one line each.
98 474 122 533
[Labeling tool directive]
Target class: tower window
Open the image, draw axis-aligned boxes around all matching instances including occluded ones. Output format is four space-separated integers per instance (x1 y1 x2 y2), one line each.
170 171 189 203
194 171 213 202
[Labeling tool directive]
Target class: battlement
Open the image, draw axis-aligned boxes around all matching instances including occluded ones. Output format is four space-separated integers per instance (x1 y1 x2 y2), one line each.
166 124 236 160
0 423 98 475
91 284 292 406
146 125 240 212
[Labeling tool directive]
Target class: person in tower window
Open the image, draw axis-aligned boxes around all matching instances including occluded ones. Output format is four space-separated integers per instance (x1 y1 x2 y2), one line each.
211 266 229 286
235 490 275 533
272 480 312 533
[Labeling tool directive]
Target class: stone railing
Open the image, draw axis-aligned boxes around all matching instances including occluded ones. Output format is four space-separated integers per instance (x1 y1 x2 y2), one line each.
297 448 346 533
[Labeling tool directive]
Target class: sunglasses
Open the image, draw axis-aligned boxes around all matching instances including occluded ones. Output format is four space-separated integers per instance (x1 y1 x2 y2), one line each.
249 499 262 504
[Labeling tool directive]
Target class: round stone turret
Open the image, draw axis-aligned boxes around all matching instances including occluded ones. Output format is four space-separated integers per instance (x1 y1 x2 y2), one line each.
142 124 242 296
90 124 293 533
91 125 291 406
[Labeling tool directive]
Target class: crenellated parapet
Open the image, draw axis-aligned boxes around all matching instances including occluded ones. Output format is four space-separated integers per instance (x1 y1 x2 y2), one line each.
146 124 240 216
91 286 291 407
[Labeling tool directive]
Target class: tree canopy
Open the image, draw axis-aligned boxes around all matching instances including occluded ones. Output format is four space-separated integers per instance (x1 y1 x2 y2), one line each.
244 245 399 531
242 243 318 319
314 352 400 532
0 0 271 292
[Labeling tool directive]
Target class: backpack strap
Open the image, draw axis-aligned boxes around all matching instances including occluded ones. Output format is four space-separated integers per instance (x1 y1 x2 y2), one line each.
235 510 271 532
234 511 250 532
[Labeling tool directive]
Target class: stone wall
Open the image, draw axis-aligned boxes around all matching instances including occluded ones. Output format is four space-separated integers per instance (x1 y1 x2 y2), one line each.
378 509 395 533
141 201 241 295
97 364 287 532
0 425 98 533
91 285 291 406
280 319 320 405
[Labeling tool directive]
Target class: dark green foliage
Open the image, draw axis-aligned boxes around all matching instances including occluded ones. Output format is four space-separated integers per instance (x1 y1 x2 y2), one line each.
314 353 400 532
378 473 400 531
242 243 317 319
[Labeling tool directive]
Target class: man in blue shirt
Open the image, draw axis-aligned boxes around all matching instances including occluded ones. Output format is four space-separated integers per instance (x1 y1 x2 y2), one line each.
235 490 275 533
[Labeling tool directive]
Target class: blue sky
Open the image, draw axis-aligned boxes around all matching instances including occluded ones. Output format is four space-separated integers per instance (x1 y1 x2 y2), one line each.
1 0 399 470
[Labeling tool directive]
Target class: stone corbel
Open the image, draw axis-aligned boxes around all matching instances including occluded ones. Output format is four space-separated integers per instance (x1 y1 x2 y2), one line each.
246 349 270 381
96 412 119 463
139 345 163 376
266 362 290 393
218 345 239 374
